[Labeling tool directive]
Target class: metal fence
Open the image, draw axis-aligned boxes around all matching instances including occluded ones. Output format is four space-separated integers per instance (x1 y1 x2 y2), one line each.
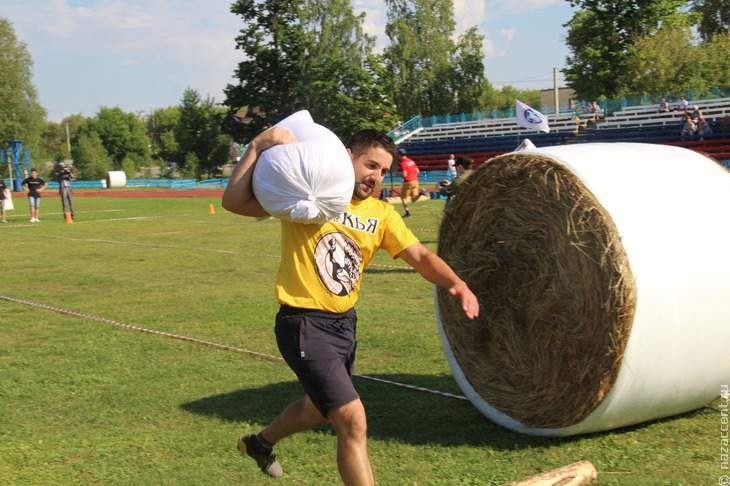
413 86 730 128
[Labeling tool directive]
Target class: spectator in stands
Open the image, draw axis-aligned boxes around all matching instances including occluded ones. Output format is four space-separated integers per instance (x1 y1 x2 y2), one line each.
657 98 670 113
396 148 420 218
438 156 474 202
691 105 703 121
446 154 457 181
675 96 689 113
695 116 712 141
572 109 582 133
589 101 602 121
681 114 697 140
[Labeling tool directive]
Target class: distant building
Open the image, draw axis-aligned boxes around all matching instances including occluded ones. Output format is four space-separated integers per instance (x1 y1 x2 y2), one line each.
540 87 576 114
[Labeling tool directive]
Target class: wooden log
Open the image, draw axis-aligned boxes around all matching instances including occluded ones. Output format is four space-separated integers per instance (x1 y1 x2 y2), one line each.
500 460 597 486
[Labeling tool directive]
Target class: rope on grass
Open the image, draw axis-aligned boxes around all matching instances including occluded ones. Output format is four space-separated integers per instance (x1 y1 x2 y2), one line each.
0 294 280 360
0 294 466 401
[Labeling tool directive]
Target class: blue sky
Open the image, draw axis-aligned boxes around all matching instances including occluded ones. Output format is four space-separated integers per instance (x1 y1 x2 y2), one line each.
2 0 574 122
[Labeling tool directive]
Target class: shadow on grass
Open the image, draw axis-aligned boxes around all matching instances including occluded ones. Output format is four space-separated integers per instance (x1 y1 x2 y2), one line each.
180 373 582 451
182 371 714 452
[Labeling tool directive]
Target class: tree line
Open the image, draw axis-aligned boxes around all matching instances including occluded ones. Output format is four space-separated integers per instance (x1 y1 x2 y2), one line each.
1 0 728 179
564 0 730 101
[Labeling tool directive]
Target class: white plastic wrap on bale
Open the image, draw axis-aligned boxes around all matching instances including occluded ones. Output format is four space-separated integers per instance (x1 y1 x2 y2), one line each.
252 111 354 223
437 142 730 437
106 171 127 188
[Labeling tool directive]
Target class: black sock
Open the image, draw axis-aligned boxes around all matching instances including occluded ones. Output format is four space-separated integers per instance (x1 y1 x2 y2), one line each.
254 433 274 452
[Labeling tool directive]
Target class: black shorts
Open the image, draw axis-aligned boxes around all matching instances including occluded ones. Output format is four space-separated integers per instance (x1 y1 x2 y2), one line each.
275 305 358 416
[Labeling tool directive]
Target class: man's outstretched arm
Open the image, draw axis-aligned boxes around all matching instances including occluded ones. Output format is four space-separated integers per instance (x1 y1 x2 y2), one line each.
398 242 479 320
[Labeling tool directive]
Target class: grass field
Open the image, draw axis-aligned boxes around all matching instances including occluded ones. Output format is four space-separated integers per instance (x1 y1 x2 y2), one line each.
0 194 725 485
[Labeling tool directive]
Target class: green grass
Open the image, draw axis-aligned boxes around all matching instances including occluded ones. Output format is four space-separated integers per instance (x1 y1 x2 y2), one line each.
0 195 724 485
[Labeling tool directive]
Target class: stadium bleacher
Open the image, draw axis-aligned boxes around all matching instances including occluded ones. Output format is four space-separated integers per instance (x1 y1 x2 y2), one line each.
397 97 730 171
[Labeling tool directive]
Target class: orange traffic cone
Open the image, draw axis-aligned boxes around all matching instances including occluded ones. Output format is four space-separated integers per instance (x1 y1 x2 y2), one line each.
208 203 216 214
65 212 73 224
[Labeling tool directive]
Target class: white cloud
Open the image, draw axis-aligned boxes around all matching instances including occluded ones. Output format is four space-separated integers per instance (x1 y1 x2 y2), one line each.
20 0 239 62
353 0 389 52
4 0 572 120
500 27 517 46
454 0 488 31
482 35 508 58
496 0 566 12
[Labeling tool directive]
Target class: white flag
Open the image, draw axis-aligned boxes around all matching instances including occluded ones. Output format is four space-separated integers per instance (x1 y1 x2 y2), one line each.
513 138 536 152
516 100 550 133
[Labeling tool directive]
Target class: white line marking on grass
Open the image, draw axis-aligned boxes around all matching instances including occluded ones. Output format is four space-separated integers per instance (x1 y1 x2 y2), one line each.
75 216 168 223
0 232 239 254
0 294 466 401
0 232 415 269
0 234 415 272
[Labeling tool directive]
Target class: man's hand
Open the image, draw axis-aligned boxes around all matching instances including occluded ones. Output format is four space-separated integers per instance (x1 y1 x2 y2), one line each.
222 126 296 217
250 126 297 154
447 281 479 320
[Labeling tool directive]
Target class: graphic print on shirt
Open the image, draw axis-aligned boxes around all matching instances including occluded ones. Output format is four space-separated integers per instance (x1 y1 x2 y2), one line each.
314 232 363 297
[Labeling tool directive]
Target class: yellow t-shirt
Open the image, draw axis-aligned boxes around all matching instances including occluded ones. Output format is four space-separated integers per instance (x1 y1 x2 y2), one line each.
275 197 419 312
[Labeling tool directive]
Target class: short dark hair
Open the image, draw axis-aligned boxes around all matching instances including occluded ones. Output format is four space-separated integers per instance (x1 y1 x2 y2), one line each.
346 129 397 163
455 156 473 169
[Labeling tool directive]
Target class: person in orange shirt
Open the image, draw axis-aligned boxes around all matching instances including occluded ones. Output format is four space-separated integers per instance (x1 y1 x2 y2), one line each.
396 148 420 218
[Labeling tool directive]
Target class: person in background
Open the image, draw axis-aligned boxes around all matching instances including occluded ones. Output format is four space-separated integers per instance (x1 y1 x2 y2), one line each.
0 170 7 223
446 153 457 181
222 127 479 484
396 148 420 218
676 96 689 113
589 101 602 121
657 98 670 113
695 116 712 141
680 114 697 141
438 156 475 202
691 105 703 121
56 162 76 220
21 168 47 223
572 109 582 133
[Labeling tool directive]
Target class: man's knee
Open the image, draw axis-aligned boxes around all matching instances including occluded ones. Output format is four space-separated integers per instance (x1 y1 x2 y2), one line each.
329 399 368 440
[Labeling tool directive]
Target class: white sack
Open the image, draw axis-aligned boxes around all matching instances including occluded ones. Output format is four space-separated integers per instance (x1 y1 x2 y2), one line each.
252 111 354 223
106 171 127 188
437 142 730 437
3 189 14 210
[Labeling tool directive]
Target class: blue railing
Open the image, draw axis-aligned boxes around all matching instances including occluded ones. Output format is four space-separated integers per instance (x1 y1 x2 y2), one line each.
40 178 202 190
410 86 730 128
388 115 423 142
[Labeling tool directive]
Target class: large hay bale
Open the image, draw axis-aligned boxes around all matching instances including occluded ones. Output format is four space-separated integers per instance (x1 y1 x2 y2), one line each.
436 142 730 436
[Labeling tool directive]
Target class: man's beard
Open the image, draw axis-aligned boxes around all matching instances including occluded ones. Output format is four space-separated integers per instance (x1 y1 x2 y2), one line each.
353 180 375 200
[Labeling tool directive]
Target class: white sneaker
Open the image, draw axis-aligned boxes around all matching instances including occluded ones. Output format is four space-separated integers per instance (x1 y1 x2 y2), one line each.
30 218 36 222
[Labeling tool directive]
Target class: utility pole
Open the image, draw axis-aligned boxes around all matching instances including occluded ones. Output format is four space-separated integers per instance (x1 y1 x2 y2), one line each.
553 67 560 120
65 121 71 157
